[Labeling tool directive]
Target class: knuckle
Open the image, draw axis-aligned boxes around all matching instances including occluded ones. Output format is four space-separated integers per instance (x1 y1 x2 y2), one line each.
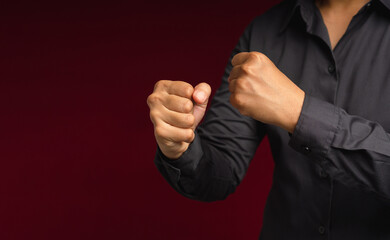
243 79 252 89
254 51 264 57
236 78 248 90
240 64 251 75
250 51 266 65
147 93 160 106
154 81 162 90
251 51 263 59
231 54 239 65
154 125 165 138
231 65 239 73
154 80 168 90
177 142 188 153
248 52 259 61
184 129 194 142
256 53 269 66
182 85 194 98
186 114 195 126
164 140 176 148
182 100 193 113
149 110 158 122
230 93 244 108
258 52 267 61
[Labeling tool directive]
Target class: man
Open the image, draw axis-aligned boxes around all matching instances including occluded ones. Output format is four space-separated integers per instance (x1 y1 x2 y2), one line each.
147 0 390 239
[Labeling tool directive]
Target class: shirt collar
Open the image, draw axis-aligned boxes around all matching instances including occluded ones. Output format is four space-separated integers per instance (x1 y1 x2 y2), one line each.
279 0 314 34
280 0 390 34
380 0 390 9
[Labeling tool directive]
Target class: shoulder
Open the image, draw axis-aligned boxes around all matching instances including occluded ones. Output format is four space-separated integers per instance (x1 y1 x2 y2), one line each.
244 0 296 55
233 1 297 58
250 0 295 34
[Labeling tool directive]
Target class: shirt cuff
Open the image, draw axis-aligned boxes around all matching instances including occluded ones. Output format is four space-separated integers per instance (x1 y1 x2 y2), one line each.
288 94 340 162
156 132 204 178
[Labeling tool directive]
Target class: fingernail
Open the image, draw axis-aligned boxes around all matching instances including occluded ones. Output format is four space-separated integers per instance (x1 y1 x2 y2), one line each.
197 91 206 102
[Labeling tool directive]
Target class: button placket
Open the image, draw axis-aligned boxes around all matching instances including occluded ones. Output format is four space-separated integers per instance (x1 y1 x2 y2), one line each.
328 64 335 74
318 225 326 235
319 169 328 178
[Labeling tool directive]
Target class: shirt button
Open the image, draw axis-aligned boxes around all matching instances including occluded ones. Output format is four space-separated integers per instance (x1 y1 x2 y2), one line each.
328 64 335 74
301 145 311 153
318 225 326 235
319 169 328 178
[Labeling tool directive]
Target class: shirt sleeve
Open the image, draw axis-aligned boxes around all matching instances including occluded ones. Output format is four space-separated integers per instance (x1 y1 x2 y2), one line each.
289 94 390 201
154 21 266 202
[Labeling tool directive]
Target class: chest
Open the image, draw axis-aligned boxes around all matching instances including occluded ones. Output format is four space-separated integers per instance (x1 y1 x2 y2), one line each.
251 12 390 131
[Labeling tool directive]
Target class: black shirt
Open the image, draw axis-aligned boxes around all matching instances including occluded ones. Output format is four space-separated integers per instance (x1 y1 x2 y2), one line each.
154 0 390 239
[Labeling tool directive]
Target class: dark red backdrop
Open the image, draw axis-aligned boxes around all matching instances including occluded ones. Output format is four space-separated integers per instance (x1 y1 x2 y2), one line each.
0 0 280 239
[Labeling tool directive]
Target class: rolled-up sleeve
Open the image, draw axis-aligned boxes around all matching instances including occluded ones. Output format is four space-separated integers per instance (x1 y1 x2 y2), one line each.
289 94 390 201
154 20 266 202
154 134 204 199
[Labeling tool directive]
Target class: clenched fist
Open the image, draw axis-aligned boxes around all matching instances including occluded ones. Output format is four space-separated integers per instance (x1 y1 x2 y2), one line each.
147 80 211 159
228 52 305 133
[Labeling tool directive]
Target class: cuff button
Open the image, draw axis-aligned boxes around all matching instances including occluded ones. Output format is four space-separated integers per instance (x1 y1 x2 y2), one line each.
318 225 326 235
301 145 311 153
319 169 328 178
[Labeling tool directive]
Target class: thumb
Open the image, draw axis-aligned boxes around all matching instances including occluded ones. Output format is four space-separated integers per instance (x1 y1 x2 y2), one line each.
192 82 211 129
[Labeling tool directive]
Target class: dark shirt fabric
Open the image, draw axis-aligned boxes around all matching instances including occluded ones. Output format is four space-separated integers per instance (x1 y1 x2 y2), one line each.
154 0 390 239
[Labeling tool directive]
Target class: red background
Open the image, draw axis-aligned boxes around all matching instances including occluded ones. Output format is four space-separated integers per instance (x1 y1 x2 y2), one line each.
0 0 280 239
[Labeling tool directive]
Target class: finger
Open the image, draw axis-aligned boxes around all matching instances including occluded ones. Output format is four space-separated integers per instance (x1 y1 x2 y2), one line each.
231 52 250 66
192 82 212 129
193 82 211 106
228 79 237 93
154 120 195 143
228 65 242 82
232 51 264 67
162 108 195 129
163 94 193 113
150 105 195 129
166 81 194 99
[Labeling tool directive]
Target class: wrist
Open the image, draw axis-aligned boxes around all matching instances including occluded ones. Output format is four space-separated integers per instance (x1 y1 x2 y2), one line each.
158 142 189 160
283 89 305 133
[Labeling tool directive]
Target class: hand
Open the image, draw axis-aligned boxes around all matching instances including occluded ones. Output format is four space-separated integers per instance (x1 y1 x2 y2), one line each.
228 52 305 133
147 80 211 159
